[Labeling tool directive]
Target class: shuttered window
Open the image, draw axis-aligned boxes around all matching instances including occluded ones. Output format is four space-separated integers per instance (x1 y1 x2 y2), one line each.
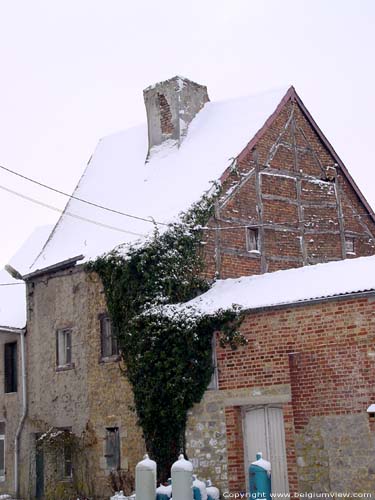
100 315 119 359
4 342 17 393
105 427 120 469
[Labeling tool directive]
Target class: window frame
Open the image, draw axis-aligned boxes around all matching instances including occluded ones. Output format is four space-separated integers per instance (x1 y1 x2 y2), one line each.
104 427 121 470
4 341 18 393
345 236 355 254
62 440 73 480
99 314 120 362
246 227 260 253
56 328 74 371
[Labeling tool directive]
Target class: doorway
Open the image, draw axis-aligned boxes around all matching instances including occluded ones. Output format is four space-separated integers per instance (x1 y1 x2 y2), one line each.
244 405 289 493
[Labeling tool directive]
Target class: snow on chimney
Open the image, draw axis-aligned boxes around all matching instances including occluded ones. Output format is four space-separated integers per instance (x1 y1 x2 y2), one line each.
143 76 209 155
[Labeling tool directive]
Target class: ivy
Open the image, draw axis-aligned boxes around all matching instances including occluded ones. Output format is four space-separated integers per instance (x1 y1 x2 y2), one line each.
86 194 245 481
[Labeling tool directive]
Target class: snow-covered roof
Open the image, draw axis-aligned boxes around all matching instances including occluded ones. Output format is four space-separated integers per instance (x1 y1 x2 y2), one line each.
31 86 290 272
178 255 375 315
0 269 25 330
0 226 52 329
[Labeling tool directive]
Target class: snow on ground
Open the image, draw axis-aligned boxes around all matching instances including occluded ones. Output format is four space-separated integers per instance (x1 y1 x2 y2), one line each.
31 87 290 272
0 225 52 329
175 255 375 314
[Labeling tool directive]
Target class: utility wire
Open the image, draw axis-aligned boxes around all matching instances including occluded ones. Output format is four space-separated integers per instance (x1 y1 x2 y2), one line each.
0 282 23 286
0 164 168 227
0 184 146 238
0 165 374 233
0 181 372 235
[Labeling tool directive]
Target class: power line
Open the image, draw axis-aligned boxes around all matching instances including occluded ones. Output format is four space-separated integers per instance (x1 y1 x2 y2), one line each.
0 165 374 234
0 184 146 238
0 283 23 286
2 163 375 230
0 164 168 227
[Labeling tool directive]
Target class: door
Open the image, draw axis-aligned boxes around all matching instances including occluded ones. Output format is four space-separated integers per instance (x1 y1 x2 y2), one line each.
244 405 289 494
35 434 44 499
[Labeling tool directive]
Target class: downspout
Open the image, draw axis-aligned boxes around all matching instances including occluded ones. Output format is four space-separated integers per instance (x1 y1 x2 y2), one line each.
14 328 27 497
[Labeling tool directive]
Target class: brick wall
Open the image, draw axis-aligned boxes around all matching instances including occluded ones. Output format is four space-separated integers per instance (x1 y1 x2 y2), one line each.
202 99 375 279
215 294 375 494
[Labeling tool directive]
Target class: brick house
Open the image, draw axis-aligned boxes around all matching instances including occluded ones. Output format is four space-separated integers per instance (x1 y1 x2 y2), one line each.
1 76 375 498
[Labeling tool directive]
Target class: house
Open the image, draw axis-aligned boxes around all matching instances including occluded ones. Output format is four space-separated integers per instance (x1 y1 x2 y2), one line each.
0 226 51 498
2 76 375 499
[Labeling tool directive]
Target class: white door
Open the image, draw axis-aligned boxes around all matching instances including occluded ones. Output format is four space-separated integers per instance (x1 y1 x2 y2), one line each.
244 405 289 494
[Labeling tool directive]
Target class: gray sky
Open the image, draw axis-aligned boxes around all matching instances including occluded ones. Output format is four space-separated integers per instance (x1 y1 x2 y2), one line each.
0 0 374 267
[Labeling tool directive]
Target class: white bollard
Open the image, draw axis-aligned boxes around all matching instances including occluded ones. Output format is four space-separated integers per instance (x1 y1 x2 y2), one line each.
136 453 157 500
171 454 193 500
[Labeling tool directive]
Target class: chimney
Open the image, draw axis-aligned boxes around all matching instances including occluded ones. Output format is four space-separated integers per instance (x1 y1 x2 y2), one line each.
143 76 209 155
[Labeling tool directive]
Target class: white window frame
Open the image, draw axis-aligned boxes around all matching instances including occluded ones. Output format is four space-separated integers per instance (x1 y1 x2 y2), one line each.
56 328 72 368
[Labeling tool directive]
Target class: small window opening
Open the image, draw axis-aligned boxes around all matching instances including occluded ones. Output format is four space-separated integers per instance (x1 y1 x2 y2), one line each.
100 315 119 359
207 335 218 390
105 427 120 470
4 342 17 393
345 237 355 254
56 329 72 368
246 228 259 252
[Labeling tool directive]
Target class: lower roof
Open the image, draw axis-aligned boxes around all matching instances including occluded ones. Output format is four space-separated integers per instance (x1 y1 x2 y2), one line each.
179 255 375 315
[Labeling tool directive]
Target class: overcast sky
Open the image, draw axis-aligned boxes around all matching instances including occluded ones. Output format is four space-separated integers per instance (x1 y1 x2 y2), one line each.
0 0 374 268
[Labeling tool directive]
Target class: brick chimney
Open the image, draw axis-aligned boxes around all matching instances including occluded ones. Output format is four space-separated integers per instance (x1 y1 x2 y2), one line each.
143 76 209 155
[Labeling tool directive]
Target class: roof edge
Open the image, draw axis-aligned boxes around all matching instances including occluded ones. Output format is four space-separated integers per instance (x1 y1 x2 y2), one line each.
292 88 375 225
0 326 25 334
220 86 295 184
23 255 84 281
240 289 375 315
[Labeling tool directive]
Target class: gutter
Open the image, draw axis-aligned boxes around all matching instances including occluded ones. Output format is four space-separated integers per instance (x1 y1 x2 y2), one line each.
14 328 26 498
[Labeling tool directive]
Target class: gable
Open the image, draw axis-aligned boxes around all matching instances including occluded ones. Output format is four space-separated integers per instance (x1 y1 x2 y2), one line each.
205 92 375 278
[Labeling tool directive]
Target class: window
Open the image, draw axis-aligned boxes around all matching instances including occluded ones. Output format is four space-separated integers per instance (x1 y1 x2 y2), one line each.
207 335 218 390
345 237 355 254
56 329 72 368
4 342 17 393
62 441 72 479
100 315 119 359
0 422 4 481
105 427 120 470
246 228 259 252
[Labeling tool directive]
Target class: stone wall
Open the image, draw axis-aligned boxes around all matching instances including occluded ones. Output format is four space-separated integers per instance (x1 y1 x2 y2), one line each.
22 267 145 499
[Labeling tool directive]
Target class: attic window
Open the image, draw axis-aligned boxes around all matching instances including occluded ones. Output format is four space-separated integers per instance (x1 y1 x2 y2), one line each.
345 237 355 254
246 228 259 253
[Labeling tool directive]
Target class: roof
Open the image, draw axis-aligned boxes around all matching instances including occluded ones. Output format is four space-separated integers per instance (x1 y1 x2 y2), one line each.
0 226 52 329
0 269 25 330
31 86 291 272
176 255 375 315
